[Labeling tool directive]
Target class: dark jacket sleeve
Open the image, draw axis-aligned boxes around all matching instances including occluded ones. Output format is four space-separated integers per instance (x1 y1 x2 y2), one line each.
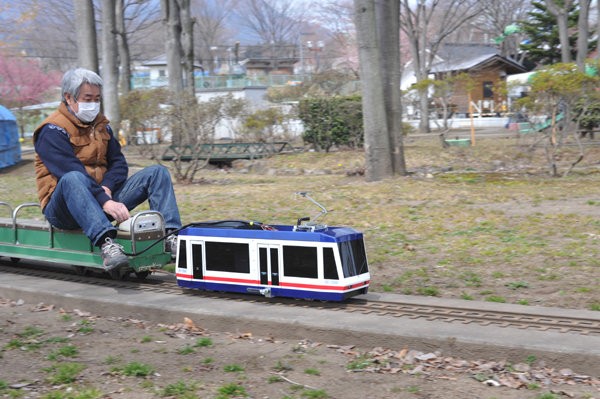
100 126 128 193
34 124 111 206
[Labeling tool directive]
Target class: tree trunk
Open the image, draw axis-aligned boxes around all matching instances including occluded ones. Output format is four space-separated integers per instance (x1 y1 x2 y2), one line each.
354 0 393 181
115 0 131 94
598 0 600 59
555 11 572 63
177 0 195 98
416 0 430 133
101 0 121 133
546 0 574 63
74 0 98 72
418 88 430 132
376 0 406 175
576 0 590 70
162 0 183 93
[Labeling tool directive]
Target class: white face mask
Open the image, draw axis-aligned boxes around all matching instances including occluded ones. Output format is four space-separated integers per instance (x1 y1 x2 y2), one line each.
75 101 100 123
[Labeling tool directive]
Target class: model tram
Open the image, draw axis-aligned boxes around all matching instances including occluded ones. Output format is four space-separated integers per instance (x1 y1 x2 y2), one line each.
174 220 370 301
0 193 371 301
174 193 370 301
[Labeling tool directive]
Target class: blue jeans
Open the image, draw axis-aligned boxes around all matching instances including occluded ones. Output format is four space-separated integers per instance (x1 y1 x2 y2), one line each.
43 165 182 246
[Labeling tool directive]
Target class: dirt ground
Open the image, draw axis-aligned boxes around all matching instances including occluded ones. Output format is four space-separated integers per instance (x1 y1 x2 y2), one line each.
1 297 599 399
2 136 600 398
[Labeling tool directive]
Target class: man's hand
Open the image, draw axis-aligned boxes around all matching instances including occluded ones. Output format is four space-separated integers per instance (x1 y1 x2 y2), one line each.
102 200 130 223
102 186 112 198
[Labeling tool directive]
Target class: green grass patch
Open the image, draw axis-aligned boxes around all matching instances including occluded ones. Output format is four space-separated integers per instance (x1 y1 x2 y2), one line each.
19 326 45 338
177 345 196 355
506 281 529 290
416 286 440 296
76 320 94 334
41 387 103 399
223 364 244 372
485 295 507 303
346 355 373 371
216 383 247 399
161 380 198 397
43 362 86 384
301 389 330 398
117 361 154 377
47 345 79 360
193 337 213 347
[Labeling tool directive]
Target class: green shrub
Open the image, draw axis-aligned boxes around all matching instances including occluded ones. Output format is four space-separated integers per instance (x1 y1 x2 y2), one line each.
298 96 363 151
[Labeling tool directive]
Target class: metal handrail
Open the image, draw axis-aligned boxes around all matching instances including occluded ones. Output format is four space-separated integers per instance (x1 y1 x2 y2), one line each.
0 201 14 221
12 202 49 245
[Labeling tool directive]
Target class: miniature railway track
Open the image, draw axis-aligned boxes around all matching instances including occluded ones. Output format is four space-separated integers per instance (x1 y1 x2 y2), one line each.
1 261 599 337
340 300 600 336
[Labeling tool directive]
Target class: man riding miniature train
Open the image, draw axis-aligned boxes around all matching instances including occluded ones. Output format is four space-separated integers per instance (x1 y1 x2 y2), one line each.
33 68 181 270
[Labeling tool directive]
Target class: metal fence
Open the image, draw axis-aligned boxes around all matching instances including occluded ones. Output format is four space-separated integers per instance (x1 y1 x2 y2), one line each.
131 74 312 91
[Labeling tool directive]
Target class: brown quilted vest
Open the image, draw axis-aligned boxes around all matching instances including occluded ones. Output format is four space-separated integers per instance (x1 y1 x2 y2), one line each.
33 102 111 209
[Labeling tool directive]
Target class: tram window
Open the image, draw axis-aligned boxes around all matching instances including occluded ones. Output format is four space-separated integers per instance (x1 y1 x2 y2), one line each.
191 243 203 265
339 239 368 277
283 246 317 278
323 247 339 279
205 242 250 273
191 243 203 279
178 240 188 269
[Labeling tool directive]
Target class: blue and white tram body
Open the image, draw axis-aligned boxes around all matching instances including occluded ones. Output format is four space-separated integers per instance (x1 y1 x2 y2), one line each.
175 222 370 301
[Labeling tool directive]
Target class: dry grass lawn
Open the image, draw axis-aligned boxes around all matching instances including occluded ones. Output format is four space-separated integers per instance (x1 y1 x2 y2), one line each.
3 133 600 311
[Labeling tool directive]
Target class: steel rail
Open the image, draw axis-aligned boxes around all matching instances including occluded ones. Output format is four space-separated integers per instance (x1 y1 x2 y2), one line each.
1 261 599 336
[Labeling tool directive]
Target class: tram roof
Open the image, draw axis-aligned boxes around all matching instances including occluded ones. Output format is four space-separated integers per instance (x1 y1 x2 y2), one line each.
179 224 363 243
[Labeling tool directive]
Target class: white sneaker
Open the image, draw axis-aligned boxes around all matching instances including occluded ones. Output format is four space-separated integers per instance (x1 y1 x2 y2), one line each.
100 237 128 270
165 235 178 259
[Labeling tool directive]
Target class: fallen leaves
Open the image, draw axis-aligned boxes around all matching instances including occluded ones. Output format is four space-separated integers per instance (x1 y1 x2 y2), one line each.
333 346 600 392
31 303 54 312
157 316 209 338
0 298 25 307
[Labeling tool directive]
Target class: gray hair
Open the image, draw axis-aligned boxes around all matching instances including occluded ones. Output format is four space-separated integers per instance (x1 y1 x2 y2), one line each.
61 68 103 103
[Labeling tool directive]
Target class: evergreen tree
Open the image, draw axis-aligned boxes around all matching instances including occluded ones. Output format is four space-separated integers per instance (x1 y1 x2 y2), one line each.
518 0 578 66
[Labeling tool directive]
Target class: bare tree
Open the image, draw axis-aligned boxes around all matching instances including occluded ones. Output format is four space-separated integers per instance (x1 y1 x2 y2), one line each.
193 0 239 74
354 0 392 181
376 0 405 175
176 0 195 97
162 0 184 93
115 0 131 94
115 0 162 93
236 0 306 64
7 0 162 75
576 0 592 70
314 0 360 76
160 0 195 95
475 0 533 62
400 0 482 133
166 94 247 183
598 0 600 59
74 0 99 71
101 0 120 132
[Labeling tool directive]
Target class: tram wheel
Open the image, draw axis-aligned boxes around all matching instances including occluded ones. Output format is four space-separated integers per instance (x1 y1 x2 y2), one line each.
74 266 90 276
108 269 127 281
134 270 150 279
10 257 20 263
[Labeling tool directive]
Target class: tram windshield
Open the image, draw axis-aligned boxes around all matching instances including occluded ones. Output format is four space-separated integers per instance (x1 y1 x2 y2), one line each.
338 238 369 278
